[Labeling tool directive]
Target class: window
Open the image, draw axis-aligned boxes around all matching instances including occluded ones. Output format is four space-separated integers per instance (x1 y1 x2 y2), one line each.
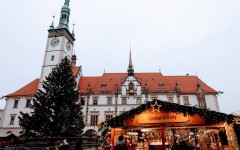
128 82 134 90
93 97 98 105
137 97 142 104
107 97 112 105
152 97 157 100
183 96 189 105
101 83 107 88
128 82 135 95
9 114 16 125
158 82 165 88
105 111 113 120
167 96 174 103
119 111 126 115
51 55 54 61
13 100 19 108
26 99 31 108
90 112 99 126
122 97 127 105
80 97 85 106
177 98 180 104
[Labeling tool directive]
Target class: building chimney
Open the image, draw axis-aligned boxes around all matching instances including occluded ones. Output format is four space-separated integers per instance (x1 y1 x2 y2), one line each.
71 54 77 67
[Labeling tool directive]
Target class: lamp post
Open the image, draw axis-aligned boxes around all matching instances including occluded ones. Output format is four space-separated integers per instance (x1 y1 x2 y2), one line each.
218 90 224 95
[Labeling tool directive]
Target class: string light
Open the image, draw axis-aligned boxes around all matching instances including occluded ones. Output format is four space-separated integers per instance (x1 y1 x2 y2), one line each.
98 99 240 130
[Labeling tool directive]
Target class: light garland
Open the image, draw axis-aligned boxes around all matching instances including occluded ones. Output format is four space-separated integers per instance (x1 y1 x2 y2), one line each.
98 99 239 130
233 117 240 124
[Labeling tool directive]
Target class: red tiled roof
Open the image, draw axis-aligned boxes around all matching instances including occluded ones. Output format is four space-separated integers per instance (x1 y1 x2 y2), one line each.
165 76 217 94
72 66 80 76
5 67 81 98
5 71 217 98
79 73 217 94
135 73 174 92
5 79 39 97
79 73 127 93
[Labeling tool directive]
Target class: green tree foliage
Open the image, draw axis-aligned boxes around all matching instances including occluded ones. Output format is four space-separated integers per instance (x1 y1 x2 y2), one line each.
19 57 84 137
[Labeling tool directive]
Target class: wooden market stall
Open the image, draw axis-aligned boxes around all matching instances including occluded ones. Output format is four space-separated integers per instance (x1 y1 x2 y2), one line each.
99 99 240 150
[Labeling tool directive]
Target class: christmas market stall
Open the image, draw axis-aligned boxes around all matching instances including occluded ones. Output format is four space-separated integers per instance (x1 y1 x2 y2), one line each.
98 99 240 150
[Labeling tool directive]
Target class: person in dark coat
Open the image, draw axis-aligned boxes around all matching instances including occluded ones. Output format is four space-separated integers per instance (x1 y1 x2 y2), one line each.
114 136 128 150
75 139 83 150
58 139 69 150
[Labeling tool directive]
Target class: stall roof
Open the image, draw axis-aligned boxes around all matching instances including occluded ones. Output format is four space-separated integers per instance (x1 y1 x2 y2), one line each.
99 100 238 129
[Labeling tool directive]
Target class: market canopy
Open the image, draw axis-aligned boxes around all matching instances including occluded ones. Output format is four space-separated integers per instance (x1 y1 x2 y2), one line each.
99 99 239 130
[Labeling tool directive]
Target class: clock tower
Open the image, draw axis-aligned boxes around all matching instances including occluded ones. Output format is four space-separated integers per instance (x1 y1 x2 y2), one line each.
39 0 75 89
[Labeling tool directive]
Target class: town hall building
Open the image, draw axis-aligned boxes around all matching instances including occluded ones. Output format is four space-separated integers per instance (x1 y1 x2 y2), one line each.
0 0 220 135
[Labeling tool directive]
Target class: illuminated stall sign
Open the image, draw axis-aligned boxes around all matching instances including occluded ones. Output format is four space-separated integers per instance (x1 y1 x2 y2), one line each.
124 110 205 126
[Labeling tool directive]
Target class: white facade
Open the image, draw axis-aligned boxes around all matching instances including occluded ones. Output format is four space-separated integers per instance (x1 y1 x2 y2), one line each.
0 90 220 134
0 97 32 134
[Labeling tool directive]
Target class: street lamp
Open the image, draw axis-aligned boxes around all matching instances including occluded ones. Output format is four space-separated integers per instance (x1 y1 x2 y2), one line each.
218 90 224 95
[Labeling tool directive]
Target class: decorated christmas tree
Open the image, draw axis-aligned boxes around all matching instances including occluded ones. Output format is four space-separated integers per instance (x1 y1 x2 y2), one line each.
19 57 84 137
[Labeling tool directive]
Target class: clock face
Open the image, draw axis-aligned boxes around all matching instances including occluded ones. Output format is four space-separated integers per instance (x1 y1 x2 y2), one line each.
66 41 72 51
50 37 60 47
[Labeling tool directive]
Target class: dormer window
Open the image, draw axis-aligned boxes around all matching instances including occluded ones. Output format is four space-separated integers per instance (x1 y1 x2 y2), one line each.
128 81 135 95
158 82 165 88
128 82 134 89
101 83 107 88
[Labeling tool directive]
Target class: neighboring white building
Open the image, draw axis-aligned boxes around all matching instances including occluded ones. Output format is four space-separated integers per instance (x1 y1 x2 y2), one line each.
0 109 4 126
232 109 240 116
0 0 220 135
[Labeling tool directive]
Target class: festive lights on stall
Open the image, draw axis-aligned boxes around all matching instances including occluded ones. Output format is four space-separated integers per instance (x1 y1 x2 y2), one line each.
98 99 240 130
127 130 138 136
233 117 240 124
224 123 239 150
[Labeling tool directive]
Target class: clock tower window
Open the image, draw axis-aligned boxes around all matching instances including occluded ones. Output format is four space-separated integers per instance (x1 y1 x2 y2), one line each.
51 55 55 61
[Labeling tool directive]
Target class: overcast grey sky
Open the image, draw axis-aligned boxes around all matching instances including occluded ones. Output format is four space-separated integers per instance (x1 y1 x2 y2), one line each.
0 0 240 114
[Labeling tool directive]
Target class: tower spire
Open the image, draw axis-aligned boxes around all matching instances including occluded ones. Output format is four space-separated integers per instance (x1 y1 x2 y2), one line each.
56 0 71 30
72 22 75 36
49 15 55 29
127 47 134 76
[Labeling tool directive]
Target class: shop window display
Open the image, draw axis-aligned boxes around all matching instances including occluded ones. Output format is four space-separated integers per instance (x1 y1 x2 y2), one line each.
112 127 228 150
